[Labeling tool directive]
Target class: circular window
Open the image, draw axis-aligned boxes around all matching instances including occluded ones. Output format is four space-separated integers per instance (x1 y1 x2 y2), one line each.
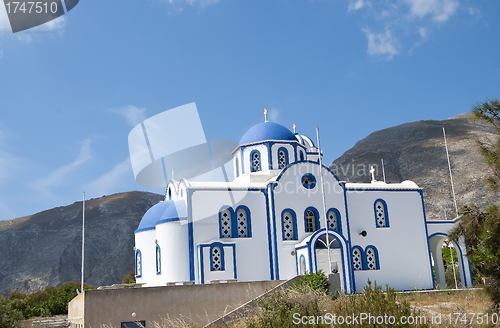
301 173 316 189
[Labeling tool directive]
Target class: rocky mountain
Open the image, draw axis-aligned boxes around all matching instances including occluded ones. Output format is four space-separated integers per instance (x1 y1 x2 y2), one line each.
0 191 163 296
330 113 498 220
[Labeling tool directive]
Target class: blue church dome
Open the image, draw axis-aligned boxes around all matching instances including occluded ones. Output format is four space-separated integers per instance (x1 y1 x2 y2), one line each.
239 122 296 145
157 200 187 224
136 200 174 233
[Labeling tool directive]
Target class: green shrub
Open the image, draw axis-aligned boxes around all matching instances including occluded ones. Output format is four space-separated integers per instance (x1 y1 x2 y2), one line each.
245 280 429 328
247 285 331 328
0 295 23 328
293 270 330 294
332 280 429 327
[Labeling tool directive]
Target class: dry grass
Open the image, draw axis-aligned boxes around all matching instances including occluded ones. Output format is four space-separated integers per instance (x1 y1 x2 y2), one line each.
395 289 498 328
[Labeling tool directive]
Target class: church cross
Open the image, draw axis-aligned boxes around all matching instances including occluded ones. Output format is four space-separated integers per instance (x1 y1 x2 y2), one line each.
264 108 268 122
370 165 376 183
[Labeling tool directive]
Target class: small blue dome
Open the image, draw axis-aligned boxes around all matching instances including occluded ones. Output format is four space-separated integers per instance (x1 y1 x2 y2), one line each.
240 122 296 145
136 201 174 233
157 200 187 224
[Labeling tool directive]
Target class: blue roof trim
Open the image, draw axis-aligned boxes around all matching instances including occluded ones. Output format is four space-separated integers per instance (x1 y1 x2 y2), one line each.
134 226 156 233
240 122 296 145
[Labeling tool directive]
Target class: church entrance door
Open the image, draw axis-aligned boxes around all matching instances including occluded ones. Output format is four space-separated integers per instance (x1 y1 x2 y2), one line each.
314 236 344 292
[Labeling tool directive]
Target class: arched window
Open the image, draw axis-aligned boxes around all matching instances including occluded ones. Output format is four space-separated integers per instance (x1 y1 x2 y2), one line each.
135 250 142 277
365 246 379 270
155 245 161 274
168 188 172 200
251 150 260 172
235 157 239 177
211 247 222 271
220 208 232 238
299 151 305 161
327 209 339 232
374 200 389 228
236 208 248 238
300 256 306 275
352 247 363 271
282 210 296 241
278 148 288 169
305 209 316 232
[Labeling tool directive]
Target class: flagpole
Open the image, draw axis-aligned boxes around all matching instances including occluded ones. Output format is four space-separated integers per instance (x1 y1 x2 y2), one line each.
443 128 459 217
316 126 332 274
81 192 85 292
381 159 386 183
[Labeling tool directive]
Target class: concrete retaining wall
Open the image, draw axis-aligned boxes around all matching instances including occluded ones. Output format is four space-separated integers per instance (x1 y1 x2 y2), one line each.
68 280 282 327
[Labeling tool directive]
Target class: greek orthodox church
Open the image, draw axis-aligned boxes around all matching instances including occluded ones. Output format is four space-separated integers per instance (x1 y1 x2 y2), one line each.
134 111 473 293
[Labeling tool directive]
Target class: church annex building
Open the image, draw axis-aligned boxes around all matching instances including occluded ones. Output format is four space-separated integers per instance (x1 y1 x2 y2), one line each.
134 116 473 293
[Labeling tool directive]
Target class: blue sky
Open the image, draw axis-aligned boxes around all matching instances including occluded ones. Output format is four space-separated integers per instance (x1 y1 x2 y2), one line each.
0 0 498 220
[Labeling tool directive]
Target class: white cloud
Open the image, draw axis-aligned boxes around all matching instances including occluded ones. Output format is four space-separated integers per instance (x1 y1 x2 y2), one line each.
32 139 92 193
348 0 372 12
269 108 280 123
404 0 459 22
409 26 430 53
418 26 429 40
349 0 461 59
363 27 400 60
110 105 147 127
467 7 480 17
85 158 132 196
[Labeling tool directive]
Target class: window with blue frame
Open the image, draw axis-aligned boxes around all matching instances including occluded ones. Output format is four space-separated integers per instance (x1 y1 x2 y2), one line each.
135 250 142 277
220 208 232 238
235 156 239 177
236 208 248 238
327 209 340 232
282 210 297 240
251 150 261 172
278 148 288 169
352 247 363 271
305 209 316 232
155 245 161 274
301 173 316 189
220 207 251 238
375 200 389 228
365 246 379 270
211 246 223 271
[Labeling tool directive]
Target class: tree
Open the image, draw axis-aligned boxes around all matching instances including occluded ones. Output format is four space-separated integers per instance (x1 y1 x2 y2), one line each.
448 98 500 310
122 270 136 284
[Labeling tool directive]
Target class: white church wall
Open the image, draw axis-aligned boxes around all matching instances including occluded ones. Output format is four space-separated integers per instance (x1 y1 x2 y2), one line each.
346 189 434 292
273 162 348 280
156 221 190 284
135 230 157 286
191 189 271 284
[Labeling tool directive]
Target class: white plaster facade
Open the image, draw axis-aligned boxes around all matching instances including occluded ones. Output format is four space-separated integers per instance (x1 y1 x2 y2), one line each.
134 121 473 293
